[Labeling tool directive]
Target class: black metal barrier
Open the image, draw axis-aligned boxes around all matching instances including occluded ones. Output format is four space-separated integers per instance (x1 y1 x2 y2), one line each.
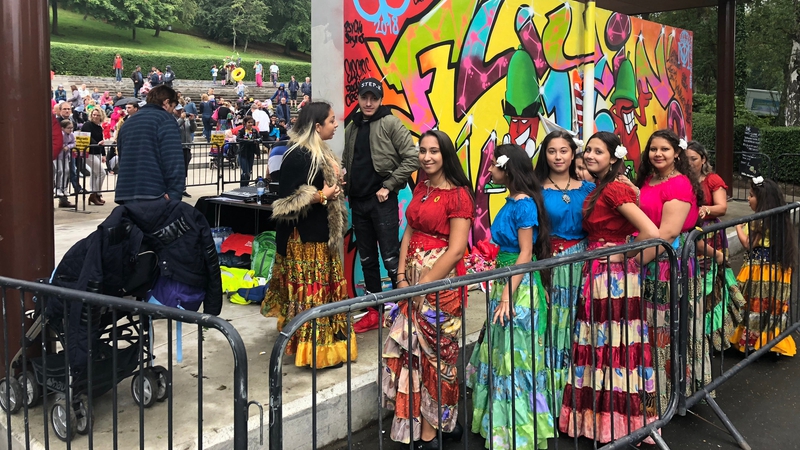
0 276 261 449
681 202 800 450
219 140 288 192
268 239 681 450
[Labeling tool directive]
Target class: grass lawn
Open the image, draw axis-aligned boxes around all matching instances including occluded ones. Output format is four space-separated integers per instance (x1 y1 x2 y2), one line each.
50 8 305 63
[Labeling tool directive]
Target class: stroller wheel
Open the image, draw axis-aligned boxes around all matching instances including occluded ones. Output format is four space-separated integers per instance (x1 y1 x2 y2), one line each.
152 366 170 402
18 369 40 407
50 397 77 442
75 394 92 435
131 370 158 408
0 377 23 414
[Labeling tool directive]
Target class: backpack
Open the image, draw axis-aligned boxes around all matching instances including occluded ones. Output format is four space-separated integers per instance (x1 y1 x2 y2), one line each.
251 231 276 279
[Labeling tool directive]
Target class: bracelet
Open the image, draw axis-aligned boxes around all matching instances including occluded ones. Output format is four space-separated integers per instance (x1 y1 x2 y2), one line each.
396 278 408 284
318 190 328 206
397 272 406 276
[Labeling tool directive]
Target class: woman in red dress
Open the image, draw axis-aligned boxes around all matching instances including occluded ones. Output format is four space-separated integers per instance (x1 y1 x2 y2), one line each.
559 131 660 442
381 130 474 449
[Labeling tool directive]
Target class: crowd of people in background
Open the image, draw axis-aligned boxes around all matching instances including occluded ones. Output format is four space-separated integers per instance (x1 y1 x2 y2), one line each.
51 52 312 205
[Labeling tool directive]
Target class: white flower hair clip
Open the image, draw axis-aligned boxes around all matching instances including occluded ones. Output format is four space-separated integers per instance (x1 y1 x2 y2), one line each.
574 139 584 150
495 154 509 169
752 176 764 186
614 145 627 159
679 138 688 150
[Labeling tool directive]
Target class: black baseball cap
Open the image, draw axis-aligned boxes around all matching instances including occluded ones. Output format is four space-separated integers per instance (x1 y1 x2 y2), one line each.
358 78 383 99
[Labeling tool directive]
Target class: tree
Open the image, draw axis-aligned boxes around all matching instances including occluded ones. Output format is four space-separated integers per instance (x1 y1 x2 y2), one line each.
229 0 271 53
152 0 179 37
265 0 311 53
51 0 60 36
745 0 800 125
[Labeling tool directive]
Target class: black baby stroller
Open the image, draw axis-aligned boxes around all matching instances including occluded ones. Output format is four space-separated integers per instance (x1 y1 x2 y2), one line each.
0 201 221 442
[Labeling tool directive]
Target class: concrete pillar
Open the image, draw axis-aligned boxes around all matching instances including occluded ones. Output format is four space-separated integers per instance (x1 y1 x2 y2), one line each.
311 1 345 158
716 0 736 192
0 0 54 376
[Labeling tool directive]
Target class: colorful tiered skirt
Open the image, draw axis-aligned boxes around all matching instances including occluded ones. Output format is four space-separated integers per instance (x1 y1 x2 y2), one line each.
467 252 554 449
698 218 745 351
559 246 657 443
730 249 796 357
546 240 586 412
261 229 356 368
381 233 465 444
643 233 711 407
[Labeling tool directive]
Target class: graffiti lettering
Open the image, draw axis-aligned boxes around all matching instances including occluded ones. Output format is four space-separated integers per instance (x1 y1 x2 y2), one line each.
344 20 365 48
344 58 372 106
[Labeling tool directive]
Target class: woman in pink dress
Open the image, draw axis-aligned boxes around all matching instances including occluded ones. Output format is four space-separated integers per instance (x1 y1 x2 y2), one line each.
634 129 709 409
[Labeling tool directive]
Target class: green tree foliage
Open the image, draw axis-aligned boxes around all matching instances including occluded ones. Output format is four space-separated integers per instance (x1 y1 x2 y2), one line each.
229 0 271 53
62 0 179 40
264 0 311 53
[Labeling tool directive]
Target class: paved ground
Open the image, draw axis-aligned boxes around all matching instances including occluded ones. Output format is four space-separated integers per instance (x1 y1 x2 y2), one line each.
322 230 800 450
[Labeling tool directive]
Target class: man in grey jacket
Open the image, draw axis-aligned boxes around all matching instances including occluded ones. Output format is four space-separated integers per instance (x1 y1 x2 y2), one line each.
343 77 418 332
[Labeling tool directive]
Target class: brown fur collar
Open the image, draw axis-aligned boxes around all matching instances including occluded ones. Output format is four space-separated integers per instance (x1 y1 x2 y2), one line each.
271 152 348 253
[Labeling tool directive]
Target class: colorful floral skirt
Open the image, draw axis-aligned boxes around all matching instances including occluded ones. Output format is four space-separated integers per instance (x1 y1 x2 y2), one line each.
466 252 554 450
643 233 711 407
546 241 586 412
260 229 356 368
559 248 657 443
381 240 464 444
730 251 796 357
698 218 745 351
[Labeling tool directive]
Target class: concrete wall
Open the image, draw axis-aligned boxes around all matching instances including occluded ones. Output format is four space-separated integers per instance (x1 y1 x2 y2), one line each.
312 1 345 158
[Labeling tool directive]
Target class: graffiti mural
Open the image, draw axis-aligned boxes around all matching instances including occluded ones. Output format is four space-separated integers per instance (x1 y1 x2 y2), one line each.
340 0 693 296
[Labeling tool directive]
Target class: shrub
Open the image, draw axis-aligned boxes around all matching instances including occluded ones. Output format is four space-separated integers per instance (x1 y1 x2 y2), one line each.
693 112 800 184
50 43 311 81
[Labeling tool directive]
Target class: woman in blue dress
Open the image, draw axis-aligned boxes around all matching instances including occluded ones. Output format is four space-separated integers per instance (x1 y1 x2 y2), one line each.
534 130 595 411
467 143 554 449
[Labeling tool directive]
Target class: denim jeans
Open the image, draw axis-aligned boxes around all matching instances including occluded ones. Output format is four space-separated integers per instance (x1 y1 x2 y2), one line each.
202 117 213 142
350 193 401 293
238 146 255 186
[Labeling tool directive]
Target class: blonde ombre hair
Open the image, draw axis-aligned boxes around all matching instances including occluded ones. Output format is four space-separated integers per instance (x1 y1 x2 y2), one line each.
285 101 338 184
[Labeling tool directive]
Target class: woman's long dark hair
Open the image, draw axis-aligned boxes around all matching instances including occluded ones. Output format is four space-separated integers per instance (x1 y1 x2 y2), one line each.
750 178 797 268
533 130 579 182
636 129 704 207
582 131 626 219
495 143 552 262
419 130 475 200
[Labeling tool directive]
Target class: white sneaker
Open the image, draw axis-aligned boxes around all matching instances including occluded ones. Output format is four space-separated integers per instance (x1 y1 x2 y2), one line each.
55 189 65 197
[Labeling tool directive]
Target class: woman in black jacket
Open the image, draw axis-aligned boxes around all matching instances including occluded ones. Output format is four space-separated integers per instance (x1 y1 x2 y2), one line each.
80 108 107 205
237 117 260 186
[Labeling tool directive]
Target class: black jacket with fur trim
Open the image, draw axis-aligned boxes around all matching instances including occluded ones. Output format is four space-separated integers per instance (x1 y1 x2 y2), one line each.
271 145 348 256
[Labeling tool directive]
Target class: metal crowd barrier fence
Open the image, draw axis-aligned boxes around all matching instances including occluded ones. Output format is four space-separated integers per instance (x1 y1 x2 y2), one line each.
53 142 227 211
707 151 773 202
268 239 681 450
681 202 800 450
0 276 261 449
219 140 288 192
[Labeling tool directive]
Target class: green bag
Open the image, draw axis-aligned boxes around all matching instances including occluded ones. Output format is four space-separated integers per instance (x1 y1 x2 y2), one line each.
251 231 277 280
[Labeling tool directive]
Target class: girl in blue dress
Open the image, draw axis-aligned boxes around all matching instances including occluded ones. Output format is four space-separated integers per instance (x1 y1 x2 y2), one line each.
467 143 554 449
534 130 595 412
